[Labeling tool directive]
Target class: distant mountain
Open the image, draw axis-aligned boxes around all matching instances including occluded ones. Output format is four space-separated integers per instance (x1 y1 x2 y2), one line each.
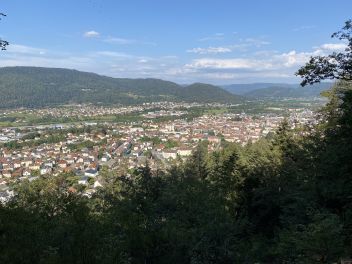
0 67 242 108
243 83 332 99
177 83 241 103
222 82 333 98
222 83 295 95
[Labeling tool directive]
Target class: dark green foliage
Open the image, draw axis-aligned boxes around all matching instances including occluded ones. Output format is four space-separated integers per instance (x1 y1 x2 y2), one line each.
67 140 97 151
164 139 179 149
0 13 9 51
0 67 242 108
3 132 65 150
296 19 352 86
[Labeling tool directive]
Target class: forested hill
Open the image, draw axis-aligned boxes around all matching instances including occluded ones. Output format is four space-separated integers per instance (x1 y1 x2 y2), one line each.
222 82 332 98
243 83 332 98
222 83 294 95
0 66 242 108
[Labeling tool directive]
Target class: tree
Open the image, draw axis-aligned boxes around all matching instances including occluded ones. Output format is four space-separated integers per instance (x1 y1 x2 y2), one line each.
0 13 9 50
296 20 352 260
296 19 352 86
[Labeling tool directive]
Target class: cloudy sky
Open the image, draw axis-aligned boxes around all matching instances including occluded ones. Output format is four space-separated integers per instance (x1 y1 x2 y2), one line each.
0 0 351 84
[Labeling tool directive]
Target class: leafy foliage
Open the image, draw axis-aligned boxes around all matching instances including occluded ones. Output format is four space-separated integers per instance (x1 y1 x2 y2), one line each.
0 13 9 50
296 19 352 86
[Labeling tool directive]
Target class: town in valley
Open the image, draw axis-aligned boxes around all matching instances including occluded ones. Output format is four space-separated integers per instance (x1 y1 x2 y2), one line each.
0 101 320 201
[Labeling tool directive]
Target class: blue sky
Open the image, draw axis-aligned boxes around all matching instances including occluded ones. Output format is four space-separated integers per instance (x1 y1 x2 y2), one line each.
0 0 351 84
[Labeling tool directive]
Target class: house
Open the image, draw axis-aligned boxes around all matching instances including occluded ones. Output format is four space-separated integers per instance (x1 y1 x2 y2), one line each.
66 157 75 164
85 169 98 178
73 163 84 171
177 147 193 157
78 176 89 185
28 176 39 182
40 166 52 175
192 134 205 142
83 159 92 166
162 150 177 159
0 180 7 189
13 160 22 169
207 136 220 144
156 144 165 152
63 167 74 174
44 161 54 168
68 187 77 193
58 160 67 168
83 189 96 198
23 169 31 177
29 163 40 171
12 169 23 178
21 159 33 167
101 155 110 162
93 180 103 188
88 162 98 170
132 149 143 157
2 170 11 178
224 137 236 143
3 151 12 158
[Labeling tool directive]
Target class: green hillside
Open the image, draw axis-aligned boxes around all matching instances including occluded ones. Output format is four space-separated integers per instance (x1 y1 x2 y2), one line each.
243 83 332 98
0 67 242 108
222 82 333 98
177 83 239 103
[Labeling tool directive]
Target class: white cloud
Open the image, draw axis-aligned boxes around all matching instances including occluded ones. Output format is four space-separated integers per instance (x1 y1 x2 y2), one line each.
1 44 183 81
83 30 100 38
275 50 310 68
187 46 232 54
95 51 132 58
188 38 271 55
242 38 271 47
183 50 309 75
319 43 347 51
83 32 153 46
0 44 312 83
6 44 47 55
103 36 135 44
185 58 271 70
184 42 349 77
0 39 348 84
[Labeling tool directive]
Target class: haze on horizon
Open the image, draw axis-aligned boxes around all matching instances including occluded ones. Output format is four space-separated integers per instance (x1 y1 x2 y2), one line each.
0 0 351 84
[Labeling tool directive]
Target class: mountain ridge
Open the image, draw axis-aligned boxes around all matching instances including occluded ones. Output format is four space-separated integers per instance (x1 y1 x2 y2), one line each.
222 82 333 98
0 66 242 108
